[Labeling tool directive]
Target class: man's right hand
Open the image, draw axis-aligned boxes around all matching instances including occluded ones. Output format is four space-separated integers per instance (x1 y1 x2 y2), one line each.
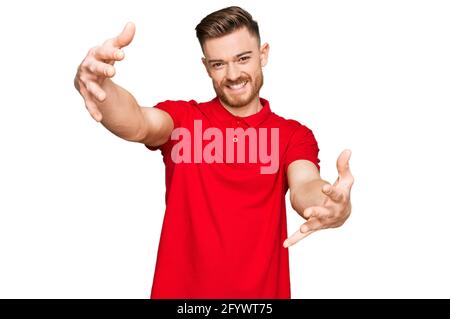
74 22 136 122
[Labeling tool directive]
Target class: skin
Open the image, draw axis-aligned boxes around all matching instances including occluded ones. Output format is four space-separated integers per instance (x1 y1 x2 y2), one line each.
73 22 173 145
284 150 354 247
74 22 354 248
200 27 267 117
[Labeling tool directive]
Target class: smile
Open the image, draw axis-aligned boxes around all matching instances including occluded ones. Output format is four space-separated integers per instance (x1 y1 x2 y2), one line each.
226 81 248 91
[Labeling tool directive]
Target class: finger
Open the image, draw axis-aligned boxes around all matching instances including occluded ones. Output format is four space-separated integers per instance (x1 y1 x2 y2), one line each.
85 58 116 77
85 80 107 102
322 184 344 202
336 149 354 188
283 229 315 248
112 21 136 49
303 205 330 219
79 82 102 122
300 217 325 233
94 45 125 62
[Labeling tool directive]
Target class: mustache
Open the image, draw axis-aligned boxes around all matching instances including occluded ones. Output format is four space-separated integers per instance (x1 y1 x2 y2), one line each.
224 78 250 86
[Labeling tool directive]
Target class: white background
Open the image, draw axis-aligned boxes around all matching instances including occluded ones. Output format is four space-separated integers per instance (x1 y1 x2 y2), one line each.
1 0 449 298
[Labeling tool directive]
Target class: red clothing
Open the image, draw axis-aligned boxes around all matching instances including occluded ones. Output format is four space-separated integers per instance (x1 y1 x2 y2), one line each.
146 96 320 298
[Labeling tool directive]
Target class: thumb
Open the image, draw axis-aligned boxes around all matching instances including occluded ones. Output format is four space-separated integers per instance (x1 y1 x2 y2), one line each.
336 149 354 188
113 22 136 48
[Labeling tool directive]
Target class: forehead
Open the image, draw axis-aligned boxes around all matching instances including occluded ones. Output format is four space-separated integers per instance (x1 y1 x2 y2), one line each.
203 27 258 60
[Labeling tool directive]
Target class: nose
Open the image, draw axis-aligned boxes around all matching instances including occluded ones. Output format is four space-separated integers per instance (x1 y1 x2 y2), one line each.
225 62 241 82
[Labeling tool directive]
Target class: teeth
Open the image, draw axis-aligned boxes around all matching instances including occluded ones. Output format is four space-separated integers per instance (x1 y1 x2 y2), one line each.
228 81 247 90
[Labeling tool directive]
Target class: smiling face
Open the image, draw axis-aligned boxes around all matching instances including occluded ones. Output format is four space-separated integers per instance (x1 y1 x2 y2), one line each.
202 27 269 109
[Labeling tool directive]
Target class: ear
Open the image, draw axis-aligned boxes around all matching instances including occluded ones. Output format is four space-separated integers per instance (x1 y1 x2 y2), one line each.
202 57 212 78
260 42 270 67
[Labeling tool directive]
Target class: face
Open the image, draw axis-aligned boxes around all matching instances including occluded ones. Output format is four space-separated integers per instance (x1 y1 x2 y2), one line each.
202 27 269 109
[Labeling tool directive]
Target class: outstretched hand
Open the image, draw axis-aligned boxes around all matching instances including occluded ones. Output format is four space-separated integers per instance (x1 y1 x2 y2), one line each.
74 22 136 121
283 149 354 248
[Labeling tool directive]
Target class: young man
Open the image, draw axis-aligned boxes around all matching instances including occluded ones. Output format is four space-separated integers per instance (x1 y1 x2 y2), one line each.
74 6 354 299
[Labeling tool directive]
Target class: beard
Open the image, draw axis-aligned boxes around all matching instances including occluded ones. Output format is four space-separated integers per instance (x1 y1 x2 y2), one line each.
213 69 264 108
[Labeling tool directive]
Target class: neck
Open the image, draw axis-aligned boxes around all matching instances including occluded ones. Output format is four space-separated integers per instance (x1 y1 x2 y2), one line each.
219 96 263 117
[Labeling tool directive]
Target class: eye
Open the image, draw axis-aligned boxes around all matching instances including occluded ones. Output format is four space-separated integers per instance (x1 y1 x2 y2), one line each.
212 63 223 68
239 56 250 62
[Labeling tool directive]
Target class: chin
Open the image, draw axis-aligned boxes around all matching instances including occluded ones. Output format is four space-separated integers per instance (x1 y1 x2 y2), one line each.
227 97 252 108
223 88 255 107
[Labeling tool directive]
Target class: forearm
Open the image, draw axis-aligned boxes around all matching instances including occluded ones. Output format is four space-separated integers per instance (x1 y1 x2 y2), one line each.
290 178 330 217
97 79 145 142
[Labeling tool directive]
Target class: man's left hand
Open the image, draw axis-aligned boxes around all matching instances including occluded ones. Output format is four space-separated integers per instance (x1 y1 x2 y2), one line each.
283 149 354 248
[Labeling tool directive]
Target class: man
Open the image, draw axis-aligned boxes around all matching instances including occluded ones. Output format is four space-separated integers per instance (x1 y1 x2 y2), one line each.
74 6 354 299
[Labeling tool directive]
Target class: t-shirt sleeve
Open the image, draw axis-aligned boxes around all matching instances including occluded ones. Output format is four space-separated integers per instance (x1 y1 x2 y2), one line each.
284 124 321 172
144 99 190 152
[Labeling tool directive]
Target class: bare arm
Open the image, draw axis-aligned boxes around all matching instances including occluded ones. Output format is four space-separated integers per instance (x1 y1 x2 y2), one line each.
74 22 173 146
284 150 354 248
95 79 173 145
288 160 329 218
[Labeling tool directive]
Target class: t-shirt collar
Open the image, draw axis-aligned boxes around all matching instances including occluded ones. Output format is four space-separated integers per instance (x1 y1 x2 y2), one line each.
210 96 272 127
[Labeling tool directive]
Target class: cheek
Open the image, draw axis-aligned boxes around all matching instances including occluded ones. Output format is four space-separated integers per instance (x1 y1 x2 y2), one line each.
211 72 225 85
246 65 260 79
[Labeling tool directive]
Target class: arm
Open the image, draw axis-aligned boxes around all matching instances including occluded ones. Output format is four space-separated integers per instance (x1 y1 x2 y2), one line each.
288 160 330 218
284 149 355 248
96 79 173 146
74 22 173 147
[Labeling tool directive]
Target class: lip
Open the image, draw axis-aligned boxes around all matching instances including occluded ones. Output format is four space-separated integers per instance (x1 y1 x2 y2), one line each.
225 81 248 94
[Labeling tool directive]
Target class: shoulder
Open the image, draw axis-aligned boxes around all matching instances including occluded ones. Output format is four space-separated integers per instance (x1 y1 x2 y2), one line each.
269 112 315 138
153 99 199 127
154 98 198 109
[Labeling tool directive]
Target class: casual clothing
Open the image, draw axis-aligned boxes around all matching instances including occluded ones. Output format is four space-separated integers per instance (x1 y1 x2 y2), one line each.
146 96 320 298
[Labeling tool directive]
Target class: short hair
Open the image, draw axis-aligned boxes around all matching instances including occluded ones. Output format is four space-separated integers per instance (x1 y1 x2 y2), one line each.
195 6 261 52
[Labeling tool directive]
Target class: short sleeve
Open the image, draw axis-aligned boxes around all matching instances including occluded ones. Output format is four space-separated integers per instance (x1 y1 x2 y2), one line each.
284 124 321 172
145 99 191 152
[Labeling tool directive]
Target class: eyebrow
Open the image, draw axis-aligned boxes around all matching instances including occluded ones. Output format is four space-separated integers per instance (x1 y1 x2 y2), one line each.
207 51 253 64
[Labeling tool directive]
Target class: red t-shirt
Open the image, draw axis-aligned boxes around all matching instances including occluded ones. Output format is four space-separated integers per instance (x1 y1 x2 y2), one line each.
146 96 320 298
